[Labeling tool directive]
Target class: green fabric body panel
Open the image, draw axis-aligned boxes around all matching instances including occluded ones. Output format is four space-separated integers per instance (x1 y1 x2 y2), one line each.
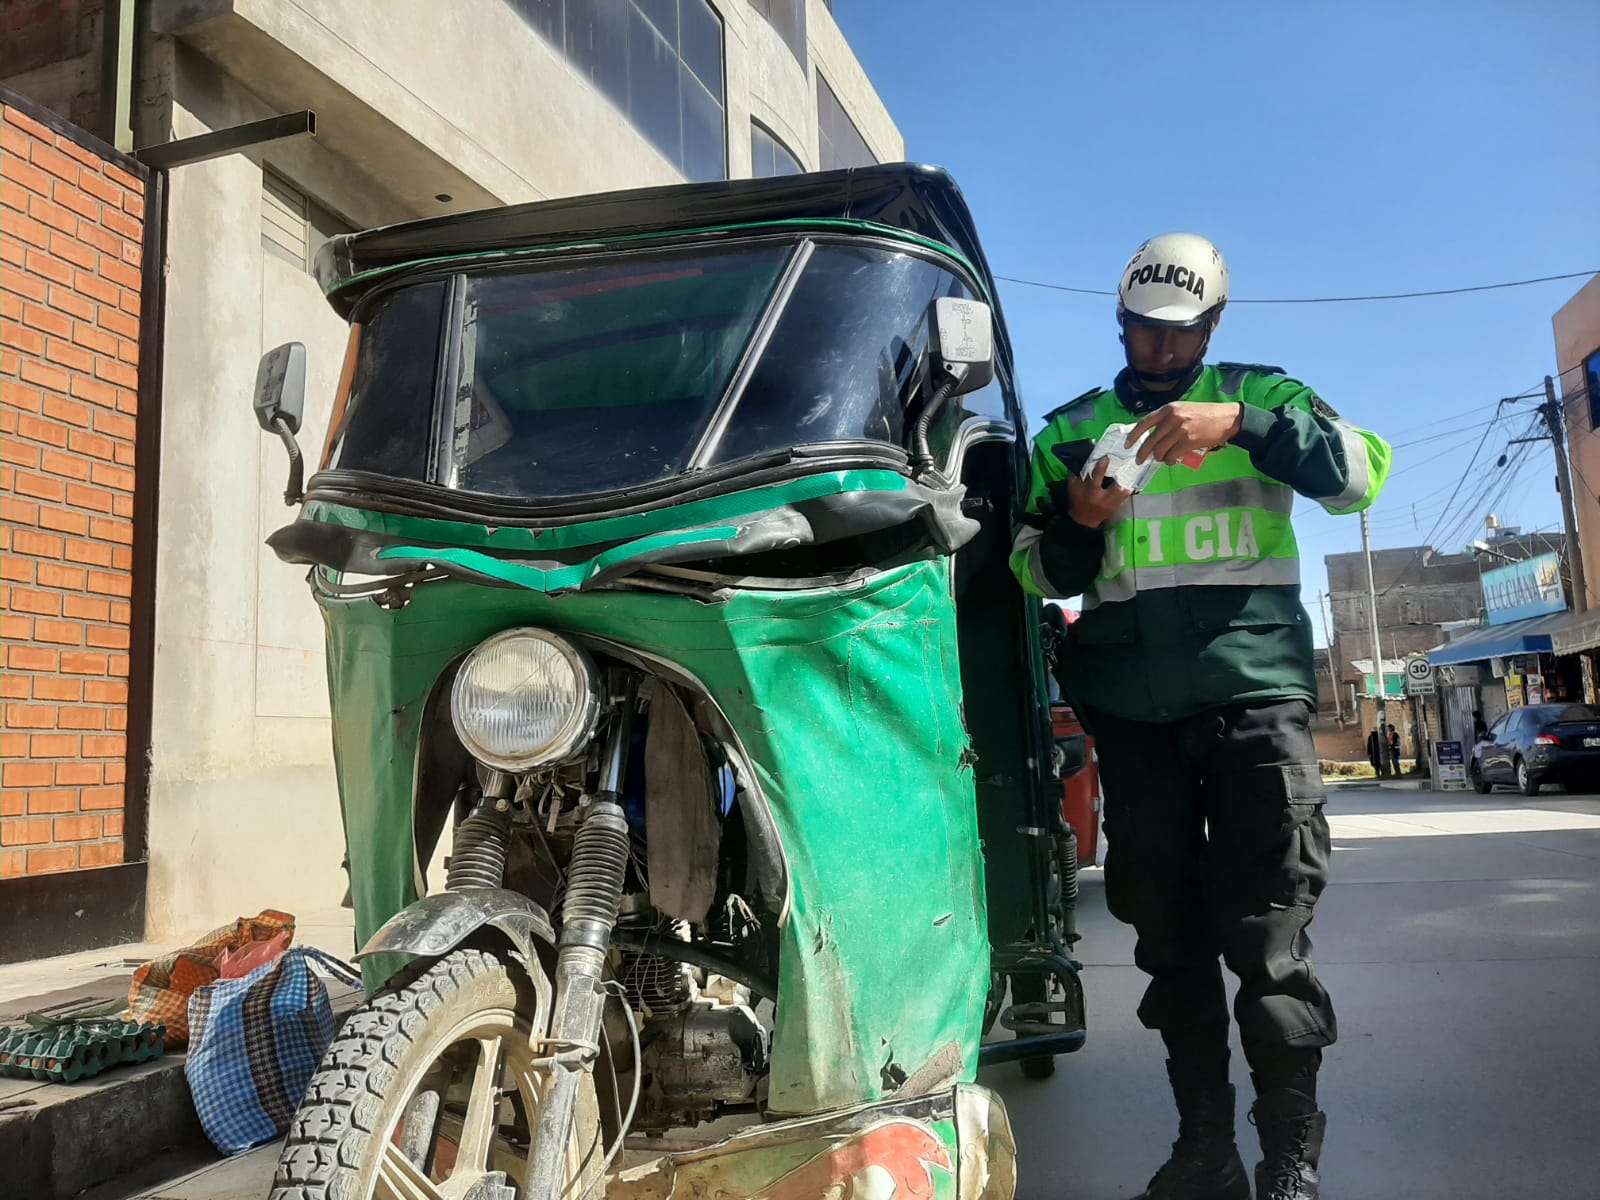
318 555 989 1115
304 469 910 555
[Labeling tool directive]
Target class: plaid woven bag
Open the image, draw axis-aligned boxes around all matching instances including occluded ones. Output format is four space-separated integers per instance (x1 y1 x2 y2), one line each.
184 946 362 1155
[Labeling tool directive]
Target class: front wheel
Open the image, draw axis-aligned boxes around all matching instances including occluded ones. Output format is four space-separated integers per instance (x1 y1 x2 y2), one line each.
271 948 601 1200
1517 757 1541 797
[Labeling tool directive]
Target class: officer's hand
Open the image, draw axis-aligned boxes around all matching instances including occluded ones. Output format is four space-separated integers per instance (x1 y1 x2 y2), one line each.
1128 402 1245 465
1057 457 1133 530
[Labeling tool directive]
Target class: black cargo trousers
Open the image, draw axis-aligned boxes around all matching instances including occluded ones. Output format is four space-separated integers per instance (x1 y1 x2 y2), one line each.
1085 699 1337 1076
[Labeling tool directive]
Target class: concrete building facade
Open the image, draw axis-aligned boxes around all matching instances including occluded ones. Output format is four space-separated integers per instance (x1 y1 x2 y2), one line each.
4 0 902 944
1555 276 1600 610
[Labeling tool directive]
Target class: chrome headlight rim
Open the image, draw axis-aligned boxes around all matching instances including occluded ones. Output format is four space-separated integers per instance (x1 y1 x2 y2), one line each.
449 628 601 772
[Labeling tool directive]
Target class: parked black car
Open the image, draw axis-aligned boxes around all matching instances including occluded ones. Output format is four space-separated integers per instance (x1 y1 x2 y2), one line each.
1470 704 1600 795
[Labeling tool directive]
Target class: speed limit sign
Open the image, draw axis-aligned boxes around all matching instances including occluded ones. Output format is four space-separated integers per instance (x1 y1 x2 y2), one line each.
1406 657 1435 695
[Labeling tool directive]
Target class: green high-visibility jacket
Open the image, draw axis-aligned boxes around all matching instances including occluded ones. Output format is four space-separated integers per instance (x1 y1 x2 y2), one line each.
1011 363 1391 721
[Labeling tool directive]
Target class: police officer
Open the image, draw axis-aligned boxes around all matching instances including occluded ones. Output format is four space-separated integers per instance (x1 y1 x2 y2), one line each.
1010 234 1391 1200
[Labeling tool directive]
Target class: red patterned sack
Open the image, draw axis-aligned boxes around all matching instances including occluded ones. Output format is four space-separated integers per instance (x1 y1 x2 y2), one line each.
126 910 295 1049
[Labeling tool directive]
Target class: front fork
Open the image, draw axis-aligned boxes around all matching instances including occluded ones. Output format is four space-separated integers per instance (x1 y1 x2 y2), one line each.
525 678 638 1198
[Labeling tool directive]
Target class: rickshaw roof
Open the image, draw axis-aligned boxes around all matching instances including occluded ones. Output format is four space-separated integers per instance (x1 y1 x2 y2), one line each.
316 163 1008 326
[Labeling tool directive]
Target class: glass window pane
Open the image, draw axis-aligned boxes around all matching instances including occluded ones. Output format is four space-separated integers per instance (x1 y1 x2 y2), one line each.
751 122 801 178
634 0 677 41
508 0 562 44
452 244 792 499
680 0 725 100
566 0 629 108
681 68 726 184
627 7 683 167
714 245 976 463
334 282 447 480
817 73 875 170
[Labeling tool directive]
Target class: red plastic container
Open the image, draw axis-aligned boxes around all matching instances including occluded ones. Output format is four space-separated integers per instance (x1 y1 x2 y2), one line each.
1051 703 1101 868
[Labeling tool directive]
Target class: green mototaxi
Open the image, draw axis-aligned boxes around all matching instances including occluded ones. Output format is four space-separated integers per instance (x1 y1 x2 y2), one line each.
253 164 1083 1200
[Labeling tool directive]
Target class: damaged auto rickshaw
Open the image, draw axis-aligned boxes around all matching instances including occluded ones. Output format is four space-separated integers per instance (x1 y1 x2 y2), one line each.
253 164 1085 1200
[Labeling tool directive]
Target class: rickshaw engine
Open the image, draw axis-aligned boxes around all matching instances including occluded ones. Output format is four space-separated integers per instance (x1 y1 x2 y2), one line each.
636 1000 769 1131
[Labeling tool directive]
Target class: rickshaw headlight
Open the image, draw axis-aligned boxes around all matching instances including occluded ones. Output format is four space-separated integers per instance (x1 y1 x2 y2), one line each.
450 629 601 771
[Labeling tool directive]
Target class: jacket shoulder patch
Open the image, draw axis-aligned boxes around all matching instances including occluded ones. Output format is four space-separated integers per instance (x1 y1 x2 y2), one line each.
1215 361 1286 377
1043 387 1107 428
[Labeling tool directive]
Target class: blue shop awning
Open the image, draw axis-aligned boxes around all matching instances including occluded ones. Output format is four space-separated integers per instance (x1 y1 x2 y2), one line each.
1427 610 1577 666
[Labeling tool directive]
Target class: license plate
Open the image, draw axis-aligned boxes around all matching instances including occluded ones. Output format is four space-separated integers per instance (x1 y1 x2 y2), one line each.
1584 738 1600 748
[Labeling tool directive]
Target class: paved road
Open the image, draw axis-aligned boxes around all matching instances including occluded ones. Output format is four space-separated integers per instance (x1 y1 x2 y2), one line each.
987 784 1600 1200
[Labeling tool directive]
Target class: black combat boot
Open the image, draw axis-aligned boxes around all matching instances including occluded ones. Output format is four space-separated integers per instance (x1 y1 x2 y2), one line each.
1249 1088 1326 1200
1129 1061 1250 1200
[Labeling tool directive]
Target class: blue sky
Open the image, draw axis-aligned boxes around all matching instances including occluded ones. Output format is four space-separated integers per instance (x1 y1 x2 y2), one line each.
835 1 1600 642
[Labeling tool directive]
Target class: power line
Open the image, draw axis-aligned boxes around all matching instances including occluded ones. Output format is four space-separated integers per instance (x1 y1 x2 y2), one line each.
996 269 1598 305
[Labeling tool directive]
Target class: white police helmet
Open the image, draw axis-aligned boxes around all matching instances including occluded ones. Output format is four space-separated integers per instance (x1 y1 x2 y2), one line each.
1118 233 1229 326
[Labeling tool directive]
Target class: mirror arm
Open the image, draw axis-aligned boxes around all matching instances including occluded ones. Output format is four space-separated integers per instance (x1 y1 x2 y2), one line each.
272 416 305 506
911 362 969 478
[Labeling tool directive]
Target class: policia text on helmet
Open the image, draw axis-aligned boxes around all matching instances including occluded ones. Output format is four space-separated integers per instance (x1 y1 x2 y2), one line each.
1117 232 1230 393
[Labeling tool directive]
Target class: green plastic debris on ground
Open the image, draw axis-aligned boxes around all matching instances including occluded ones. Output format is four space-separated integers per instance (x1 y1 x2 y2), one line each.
0 1011 167 1083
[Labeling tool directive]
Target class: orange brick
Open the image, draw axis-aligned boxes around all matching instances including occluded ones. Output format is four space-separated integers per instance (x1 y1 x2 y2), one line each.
25 248 73 287
34 676 83 702
3 762 53 788
28 141 81 186
108 654 128 678
102 812 124 836
77 170 124 208
73 321 117 356
97 305 137 339
82 734 124 758
84 679 126 703
59 650 107 675
34 618 83 645
99 258 139 291
112 494 132 518
39 506 91 536
8 645 58 672
13 471 65 503
67 483 113 514
64 538 113 567
0 291 18 321
41 449 91 479
0 675 28 700
119 289 140 317
87 571 129 597
103 760 124 784
0 732 28 757
8 586 61 616
0 614 29 640
58 705 105 730
0 795 21 819
81 785 123 810
6 383 45 413
85 622 128 649
124 190 145 219
46 336 94 373
117 336 138 365
107 707 127 731
55 761 100 785
88 517 131 545
1 817 53 845
111 547 131 571
26 845 77 873
15 414 69 450
102 208 142 241
48 285 95 321
1 440 41 470
29 733 80 756
0 205 50 249
69 373 117 408
3 154 52 199
53 136 103 169
93 409 135 441
29 790 77 814
75 221 123 258
0 237 24 267
74 269 119 305
79 841 123 867
52 179 99 221
90 461 134 491
27 194 77 237
55 814 102 842
14 529 64 558
21 300 71 338
104 163 142 191
38 561 87 590
64 594 109 621
94 356 136 389
19 357 71 393
109 601 129 623
5 322 46 356
5 702 56 728
112 443 135 467
67 429 115 460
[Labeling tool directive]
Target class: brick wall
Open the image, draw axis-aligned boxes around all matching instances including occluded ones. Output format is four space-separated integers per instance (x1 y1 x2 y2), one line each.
1 98 143 879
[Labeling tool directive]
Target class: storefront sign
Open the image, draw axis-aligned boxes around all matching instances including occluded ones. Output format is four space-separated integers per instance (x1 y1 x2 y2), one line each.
1437 664 1482 688
1506 674 1525 708
1432 740 1469 791
1481 552 1565 626
1526 673 1546 705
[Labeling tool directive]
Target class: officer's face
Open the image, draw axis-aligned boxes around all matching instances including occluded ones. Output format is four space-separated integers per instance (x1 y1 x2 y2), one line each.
1123 319 1208 383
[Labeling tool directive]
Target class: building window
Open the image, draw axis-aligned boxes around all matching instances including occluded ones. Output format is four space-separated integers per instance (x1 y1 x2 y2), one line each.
748 0 805 67
750 121 803 177
509 0 727 182
816 72 874 171
261 171 348 273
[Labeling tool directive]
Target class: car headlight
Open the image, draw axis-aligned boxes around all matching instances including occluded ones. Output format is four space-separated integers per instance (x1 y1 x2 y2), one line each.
450 629 601 771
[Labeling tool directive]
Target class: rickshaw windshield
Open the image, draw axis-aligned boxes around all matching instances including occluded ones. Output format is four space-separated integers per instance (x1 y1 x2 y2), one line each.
329 237 991 500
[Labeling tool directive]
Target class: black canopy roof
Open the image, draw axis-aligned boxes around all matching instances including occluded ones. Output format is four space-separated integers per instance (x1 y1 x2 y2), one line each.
316 163 1008 328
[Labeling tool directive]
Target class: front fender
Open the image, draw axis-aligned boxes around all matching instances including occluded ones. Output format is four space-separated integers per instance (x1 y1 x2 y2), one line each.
356 888 556 985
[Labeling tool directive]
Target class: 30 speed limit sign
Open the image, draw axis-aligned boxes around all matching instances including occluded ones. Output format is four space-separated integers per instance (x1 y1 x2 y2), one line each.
1405 657 1435 695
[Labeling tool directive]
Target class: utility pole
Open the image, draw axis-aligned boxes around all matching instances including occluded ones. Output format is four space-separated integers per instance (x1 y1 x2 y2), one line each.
1541 374 1588 614
1362 510 1389 777
1317 591 1345 723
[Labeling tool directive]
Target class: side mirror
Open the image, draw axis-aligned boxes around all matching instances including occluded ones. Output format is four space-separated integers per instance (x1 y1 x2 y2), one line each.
253 343 307 505
930 296 996 396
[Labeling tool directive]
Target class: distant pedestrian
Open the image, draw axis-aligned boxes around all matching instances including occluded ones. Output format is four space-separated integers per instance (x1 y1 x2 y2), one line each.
1473 710 1489 744
1366 727 1381 772
1388 726 1402 774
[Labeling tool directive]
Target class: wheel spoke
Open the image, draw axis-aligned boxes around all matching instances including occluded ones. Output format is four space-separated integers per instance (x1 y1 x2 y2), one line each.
396 1089 442 1169
452 1035 506 1175
376 1141 448 1200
